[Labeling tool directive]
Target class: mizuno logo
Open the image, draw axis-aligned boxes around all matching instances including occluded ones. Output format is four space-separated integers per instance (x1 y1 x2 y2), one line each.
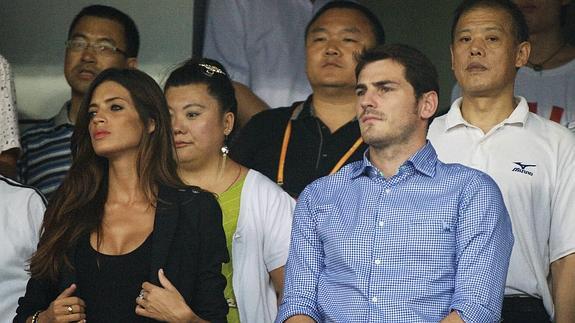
513 162 535 170
512 162 536 176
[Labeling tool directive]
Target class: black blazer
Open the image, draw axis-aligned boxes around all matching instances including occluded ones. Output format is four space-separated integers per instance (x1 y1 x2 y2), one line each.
14 185 229 323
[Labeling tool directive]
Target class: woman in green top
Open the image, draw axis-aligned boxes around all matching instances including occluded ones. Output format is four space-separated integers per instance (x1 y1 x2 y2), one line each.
164 58 295 323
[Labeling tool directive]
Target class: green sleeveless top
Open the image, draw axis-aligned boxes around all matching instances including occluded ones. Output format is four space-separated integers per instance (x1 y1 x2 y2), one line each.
217 177 245 323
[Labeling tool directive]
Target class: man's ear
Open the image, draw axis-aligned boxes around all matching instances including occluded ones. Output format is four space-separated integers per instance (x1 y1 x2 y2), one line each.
515 41 531 68
418 91 438 121
127 57 138 69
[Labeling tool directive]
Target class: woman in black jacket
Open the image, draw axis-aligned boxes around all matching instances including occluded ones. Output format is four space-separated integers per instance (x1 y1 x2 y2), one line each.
15 68 228 323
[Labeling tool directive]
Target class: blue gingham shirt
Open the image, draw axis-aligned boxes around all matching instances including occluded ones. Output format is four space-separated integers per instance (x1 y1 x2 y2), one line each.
277 142 513 323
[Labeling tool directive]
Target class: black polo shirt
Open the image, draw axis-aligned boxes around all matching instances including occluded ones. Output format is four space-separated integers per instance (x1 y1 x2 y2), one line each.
231 96 367 198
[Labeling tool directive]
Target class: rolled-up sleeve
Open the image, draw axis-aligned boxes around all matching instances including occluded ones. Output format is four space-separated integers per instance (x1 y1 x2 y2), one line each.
450 172 514 323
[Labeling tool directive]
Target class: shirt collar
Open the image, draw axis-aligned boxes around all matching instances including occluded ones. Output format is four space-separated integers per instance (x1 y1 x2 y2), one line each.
409 142 438 177
292 95 359 122
351 141 438 179
444 97 467 130
292 96 315 120
504 96 530 125
54 101 74 127
445 96 530 131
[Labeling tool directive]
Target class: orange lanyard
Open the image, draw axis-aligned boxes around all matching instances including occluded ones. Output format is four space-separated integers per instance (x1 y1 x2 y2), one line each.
276 108 363 186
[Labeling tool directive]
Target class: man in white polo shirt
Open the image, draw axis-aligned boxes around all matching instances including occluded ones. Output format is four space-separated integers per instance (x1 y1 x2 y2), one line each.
428 0 575 322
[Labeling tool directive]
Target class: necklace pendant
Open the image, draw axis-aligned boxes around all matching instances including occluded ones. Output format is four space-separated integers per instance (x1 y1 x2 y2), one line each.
532 64 543 72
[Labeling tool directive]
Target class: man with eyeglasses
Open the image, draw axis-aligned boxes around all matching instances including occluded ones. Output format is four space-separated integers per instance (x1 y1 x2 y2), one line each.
18 5 139 198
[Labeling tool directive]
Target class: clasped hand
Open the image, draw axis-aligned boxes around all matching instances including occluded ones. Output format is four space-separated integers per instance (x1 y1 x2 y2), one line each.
35 269 197 323
36 284 86 323
136 268 199 323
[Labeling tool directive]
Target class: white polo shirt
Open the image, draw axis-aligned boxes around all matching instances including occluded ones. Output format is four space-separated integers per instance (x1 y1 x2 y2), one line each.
0 176 45 322
428 96 575 318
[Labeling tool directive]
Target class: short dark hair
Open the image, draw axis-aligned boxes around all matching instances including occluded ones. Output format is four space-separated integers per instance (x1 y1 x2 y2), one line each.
451 0 529 44
305 1 386 45
164 57 238 136
355 44 439 100
68 5 140 58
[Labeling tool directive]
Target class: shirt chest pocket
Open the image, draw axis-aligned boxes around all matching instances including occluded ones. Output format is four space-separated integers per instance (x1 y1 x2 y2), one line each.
404 216 457 273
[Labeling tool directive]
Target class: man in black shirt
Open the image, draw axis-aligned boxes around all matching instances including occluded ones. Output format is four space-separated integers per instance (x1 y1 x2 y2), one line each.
231 1 385 197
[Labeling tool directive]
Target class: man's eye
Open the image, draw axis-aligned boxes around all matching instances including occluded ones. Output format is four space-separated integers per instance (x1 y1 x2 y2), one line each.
459 36 471 43
487 36 499 42
96 43 115 53
70 40 87 49
355 89 365 96
343 38 358 43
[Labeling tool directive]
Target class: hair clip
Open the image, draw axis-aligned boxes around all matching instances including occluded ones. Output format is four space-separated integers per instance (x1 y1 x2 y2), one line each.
199 63 226 77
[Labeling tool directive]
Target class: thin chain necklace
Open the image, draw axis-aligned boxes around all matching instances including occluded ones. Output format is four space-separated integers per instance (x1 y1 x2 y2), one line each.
528 42 566 71
221 164 242 193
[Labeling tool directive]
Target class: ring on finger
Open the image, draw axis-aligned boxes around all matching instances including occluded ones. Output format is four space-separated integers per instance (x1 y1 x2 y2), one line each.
67 305 73 314
138 289 145 300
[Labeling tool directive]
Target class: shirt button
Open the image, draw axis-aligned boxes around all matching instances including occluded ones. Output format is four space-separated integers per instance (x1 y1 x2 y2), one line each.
372 296 378 303
374 259 381 265
384 188 391 194
378 221 384 227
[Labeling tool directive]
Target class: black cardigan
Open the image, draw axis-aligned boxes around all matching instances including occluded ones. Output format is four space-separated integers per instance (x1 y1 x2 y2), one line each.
14 185 229 322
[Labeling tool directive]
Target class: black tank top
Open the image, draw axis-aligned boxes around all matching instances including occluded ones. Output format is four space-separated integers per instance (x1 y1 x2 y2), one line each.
75 233 153 322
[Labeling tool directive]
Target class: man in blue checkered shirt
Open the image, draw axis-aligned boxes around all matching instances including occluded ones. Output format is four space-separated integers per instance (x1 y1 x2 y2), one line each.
277 44 514 323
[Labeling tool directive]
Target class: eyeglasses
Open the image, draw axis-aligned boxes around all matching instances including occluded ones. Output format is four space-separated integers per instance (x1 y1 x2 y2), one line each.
65 39 127 57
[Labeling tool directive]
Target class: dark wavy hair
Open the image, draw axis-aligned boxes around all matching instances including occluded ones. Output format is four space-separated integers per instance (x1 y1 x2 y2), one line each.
164 57 237 137
30 68 183 281
355 44 439 100
355 44 439 126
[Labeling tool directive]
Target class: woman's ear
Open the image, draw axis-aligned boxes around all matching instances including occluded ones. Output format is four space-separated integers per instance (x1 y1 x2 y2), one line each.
223 111 235 135
148 119 156 133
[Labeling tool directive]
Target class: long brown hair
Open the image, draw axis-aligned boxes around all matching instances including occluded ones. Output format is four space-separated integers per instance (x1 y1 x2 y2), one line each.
30 68 183 281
